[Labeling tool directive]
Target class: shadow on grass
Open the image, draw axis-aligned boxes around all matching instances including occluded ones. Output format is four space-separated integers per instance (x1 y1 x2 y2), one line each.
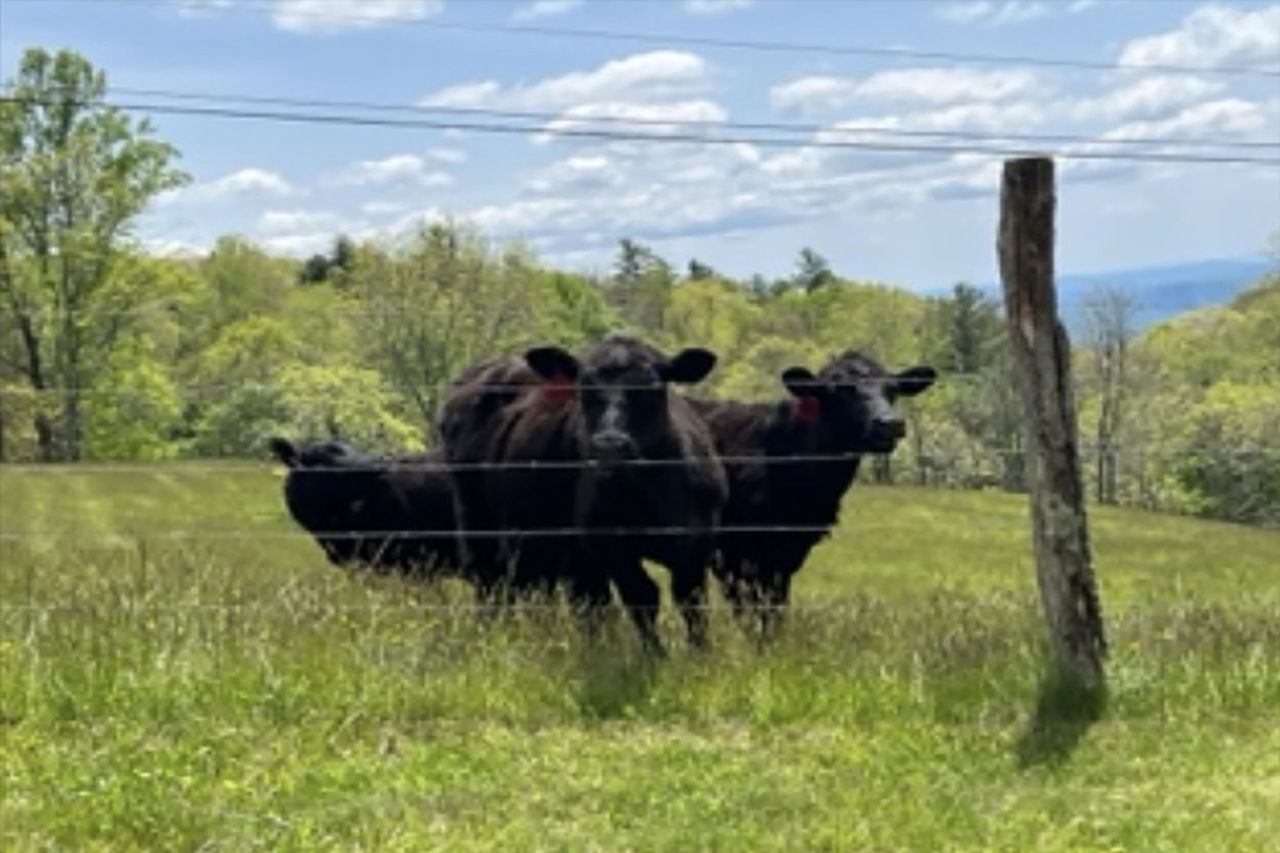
1015 666 1108 769
573 644 659 721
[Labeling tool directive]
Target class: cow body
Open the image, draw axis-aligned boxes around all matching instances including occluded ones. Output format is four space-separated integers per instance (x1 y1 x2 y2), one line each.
269 438 461 580
439 334 728 652
688 351 936 636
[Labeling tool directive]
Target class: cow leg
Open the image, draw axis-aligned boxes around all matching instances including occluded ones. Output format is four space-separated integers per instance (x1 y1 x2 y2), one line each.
669 559 710 651
566 560 613 644
609 557 664 657
469 536 513 619
718 557 767 636
759 570 793 641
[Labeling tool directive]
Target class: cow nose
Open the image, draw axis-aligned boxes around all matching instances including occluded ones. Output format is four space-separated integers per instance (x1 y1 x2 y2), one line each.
591 430 637 462
875 417 906 440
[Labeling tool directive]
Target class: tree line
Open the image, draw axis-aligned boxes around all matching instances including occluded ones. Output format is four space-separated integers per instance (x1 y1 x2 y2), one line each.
3 48 1277 525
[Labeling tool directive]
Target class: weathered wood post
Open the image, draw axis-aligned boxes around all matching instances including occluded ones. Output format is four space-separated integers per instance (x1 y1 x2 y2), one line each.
998 157 1107 689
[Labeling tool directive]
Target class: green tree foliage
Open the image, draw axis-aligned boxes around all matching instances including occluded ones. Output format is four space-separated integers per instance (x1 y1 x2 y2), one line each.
664 277 762 394
1113 278 1280 523
608 238 672 333
298 234 356 285
793 247 835 294
1077 285 1140 504
192 363 422 458
0 48 188 460
687 259 716 281
346 221 612 432
2 47 1273 525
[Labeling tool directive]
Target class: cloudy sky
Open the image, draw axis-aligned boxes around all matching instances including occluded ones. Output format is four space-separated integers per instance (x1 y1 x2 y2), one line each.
3 0 1278 288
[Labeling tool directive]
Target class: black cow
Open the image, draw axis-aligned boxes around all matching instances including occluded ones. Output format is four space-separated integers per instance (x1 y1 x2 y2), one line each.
436 355 552 606
686 350 936 636
439 334 728 653
269 437 461 580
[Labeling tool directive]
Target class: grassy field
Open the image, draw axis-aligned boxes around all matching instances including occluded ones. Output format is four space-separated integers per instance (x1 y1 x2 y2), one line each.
1 462 1278 851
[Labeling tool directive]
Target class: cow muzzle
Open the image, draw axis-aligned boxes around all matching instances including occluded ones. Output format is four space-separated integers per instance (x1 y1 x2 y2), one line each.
590 429 639 464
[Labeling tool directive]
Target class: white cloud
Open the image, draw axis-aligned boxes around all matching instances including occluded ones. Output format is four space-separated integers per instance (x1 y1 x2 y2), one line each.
512 0 582 21
1069 75 1225 122
936 1 995 24
425 147 468 164
424 81 503 109
420 50 709 111
154 168 295 207
856 67 1043 104
683 0 754 14
143 236 210 257
259 232 342 255
771 68 1043 113
447 138 780 244
1101 97 1273 142
252 208 370 256
272 0 443 35
935 1 1051 26
838 101 1046 135
329 154 455 188
1068 0 1098 11
770 77 857 114
257 209 348 235
1118 4 1280 71
536 99 728 141
525 154 621 194
384 206 448 236
758 100 1047 186
361 200 412 216
174 0 233 17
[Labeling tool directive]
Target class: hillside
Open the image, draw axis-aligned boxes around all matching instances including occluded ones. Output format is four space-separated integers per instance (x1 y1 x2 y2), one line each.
964 256 1273 332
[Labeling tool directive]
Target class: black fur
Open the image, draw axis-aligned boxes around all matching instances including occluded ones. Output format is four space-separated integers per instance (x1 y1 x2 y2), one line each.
438 334 728 652
269 438 461 580
687 350 936 636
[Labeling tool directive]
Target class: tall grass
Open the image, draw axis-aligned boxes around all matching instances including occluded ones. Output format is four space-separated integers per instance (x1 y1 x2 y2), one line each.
1 465 1278 850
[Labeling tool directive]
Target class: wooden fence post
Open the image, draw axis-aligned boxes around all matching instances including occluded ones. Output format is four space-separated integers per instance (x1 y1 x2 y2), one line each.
998 157 1108 689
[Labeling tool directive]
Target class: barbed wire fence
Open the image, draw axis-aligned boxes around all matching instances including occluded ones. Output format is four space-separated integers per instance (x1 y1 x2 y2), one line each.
2 11 1278 627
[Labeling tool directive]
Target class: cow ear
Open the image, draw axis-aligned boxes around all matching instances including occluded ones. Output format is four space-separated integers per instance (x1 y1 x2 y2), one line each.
269 437 299 468
781 367 822 399
524 346 580 382
896 366 938 397
661 348 717 384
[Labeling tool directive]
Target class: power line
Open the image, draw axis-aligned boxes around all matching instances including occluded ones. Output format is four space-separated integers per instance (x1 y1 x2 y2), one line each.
109 86 1280 153
17 0 1280 79
4 96 1277 165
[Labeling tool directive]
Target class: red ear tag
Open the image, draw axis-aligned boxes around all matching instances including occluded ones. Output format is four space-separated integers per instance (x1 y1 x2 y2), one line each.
793 396 821 424
543 371 575 403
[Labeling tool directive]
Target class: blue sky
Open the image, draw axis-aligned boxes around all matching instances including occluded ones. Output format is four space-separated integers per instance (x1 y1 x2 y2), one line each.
3 0 1278 289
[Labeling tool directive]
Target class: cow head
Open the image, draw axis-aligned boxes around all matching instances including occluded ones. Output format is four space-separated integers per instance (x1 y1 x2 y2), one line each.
269 436 379 563
525 334 716 465
780 351 936 453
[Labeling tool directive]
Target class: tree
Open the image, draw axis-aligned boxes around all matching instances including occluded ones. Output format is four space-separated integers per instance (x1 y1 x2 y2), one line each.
298 234 356 285
608 238 672 333
1081 285 1139 504
347 222 612 436
916 284 1021 490
793 247 835 293
298 253 332 284
0 48 187 460
614 238 652 281
687 258 715 281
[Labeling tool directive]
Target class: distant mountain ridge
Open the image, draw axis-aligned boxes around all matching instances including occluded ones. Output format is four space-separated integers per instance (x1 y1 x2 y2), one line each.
962 256 1274 333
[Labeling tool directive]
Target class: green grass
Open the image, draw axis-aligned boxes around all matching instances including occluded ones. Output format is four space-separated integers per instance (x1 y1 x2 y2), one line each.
1 463 1278 851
